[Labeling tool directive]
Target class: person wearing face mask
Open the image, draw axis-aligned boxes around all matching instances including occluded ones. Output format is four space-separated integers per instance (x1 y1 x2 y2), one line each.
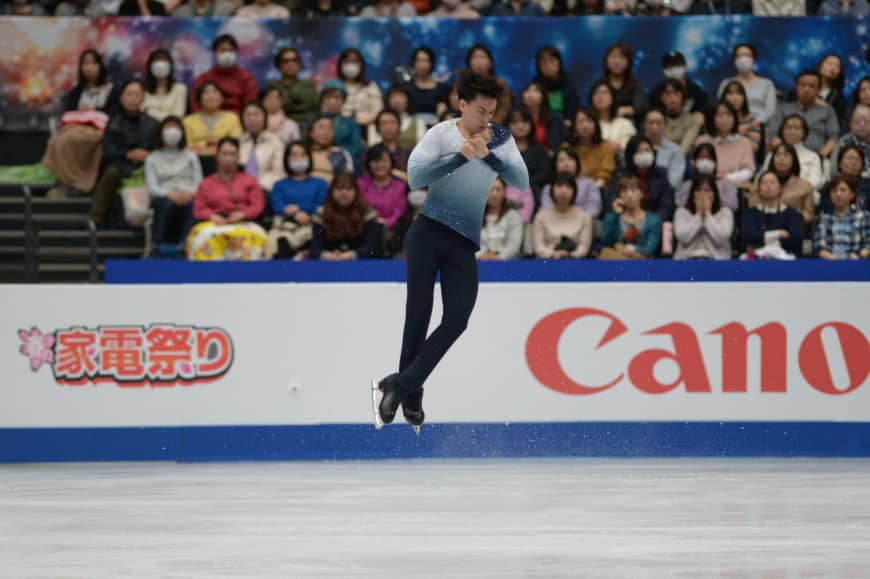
267 141 328 259
145 116 203 255
190 34 258 116
814 176 870 260
649 52 708 129
89 81 159 227
605 135 674 221
677 143 739 211
143 49 188 122
715 44 777 125
673 175 734 260
336 49 383 128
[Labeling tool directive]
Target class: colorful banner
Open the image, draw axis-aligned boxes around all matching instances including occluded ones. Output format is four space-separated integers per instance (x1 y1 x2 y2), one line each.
0 16 867 113
2 282 868 429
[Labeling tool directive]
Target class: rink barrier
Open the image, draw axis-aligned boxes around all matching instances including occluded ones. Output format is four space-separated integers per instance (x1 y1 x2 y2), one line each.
2 422 870 462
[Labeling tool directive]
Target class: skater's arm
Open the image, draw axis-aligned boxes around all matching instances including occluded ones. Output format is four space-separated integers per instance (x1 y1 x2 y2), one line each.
482 135 530 192
407 126 468 190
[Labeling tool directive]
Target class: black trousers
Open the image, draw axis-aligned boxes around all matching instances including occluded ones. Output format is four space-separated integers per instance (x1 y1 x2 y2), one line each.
393 215 479 401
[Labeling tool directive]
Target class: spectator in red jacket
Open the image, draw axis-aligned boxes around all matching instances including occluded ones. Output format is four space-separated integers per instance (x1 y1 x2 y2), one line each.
193 137 265 224
190 34 258 115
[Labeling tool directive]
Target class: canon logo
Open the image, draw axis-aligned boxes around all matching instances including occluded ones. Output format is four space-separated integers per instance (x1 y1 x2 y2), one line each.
525 308 870 396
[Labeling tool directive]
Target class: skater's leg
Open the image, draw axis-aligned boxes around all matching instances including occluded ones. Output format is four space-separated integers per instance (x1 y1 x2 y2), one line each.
394 232 478 395
398 217 440 373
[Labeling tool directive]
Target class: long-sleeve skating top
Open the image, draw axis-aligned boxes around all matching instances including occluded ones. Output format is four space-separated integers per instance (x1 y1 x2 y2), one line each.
407 119 529 248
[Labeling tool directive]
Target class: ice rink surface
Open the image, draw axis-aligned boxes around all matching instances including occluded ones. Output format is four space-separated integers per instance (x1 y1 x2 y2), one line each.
1 459 869 578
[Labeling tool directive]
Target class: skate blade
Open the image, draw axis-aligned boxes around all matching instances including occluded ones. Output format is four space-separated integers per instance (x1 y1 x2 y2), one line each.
411 424 420 436
371 379 383 430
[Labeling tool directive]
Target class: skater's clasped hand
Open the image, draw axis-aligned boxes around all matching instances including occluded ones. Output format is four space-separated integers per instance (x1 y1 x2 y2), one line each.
461 135 490 161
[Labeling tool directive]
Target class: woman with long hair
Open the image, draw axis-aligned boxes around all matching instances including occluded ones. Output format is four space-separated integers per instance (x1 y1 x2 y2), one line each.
310 172 382 260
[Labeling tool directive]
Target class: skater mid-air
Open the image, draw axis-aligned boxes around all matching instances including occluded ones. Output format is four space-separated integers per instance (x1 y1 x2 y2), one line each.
372 69 529 434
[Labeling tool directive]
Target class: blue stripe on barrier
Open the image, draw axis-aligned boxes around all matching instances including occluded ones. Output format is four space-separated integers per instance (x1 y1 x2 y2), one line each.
2 422 869 462
104 259 870 284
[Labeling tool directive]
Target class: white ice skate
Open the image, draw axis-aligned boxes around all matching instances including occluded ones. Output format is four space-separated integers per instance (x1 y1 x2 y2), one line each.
371 379 384 429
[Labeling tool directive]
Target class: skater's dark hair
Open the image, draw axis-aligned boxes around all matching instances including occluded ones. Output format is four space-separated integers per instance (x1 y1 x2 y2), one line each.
550 171 579 205
455 69 504 104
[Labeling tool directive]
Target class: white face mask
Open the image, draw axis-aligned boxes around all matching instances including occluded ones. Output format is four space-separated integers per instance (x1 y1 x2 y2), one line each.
407 189 427 208
695 159 716 175
216 51 237 68
633 151 655 169
734 56 754 74
150 61 171 79
288 159 310 173
162 127 183 147
341 63 361 79
663 66 686 80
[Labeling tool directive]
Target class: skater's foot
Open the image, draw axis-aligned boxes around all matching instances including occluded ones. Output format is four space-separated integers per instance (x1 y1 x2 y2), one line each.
377 374 403 425
401 388 425 427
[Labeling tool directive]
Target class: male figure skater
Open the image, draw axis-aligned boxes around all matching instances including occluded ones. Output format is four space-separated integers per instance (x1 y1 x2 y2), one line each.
372 69 529 433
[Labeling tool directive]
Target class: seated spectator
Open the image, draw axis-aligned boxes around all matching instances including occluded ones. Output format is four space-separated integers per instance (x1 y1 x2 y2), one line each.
89 81 159 226
182 83 242 157
479 178 524 260
674 174 734 260
366 85 426 151
143 49 187 122
716 44 777 124
534 46 579 121
319 80 363 168
508 108 552 200
403 47 449 124
438 81 461 122
118 0 167 14
816 54 848 129
338 49 383 128
659 79 702 156
390 188 427 258
189 137 267 260
267 141 329 259
649 51 708 129
310 172 382 260
688 0 751 13
752 0 806 14
261 86 301 146
504 180 536 225
641 108 685 190
832 104 870 182
268 48 319 127
359 0 417 15
818 0 870 15
370 109 411 179
600 176 663 259
466 44 512 124
852 76 870 114
741 170 803 258
191 34 257 116
590 80 636 155
428 0 481 16
565 108 616 189
540 147 602 218
755 143 815 230
721 80 763 156
821 145 870 212
695 100 756 186
236 0 290 16
815 176 870 260
357 144 408 237
769 70 840 158
145 116 203 254
677 143 739 211
520 82 565 152
592 43 645 120
307 115 354 184
172 0 239 16
489 0 545 15
605 135 674 221
762 114 824 192
42 50 116 196
239 102 286 194
533 173 593 259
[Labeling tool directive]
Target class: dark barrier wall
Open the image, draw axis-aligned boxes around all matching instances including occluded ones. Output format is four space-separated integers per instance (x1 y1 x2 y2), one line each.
0 16 867 113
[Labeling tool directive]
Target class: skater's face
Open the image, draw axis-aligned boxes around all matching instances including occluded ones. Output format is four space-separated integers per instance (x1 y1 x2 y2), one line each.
758 172 782 202
459 95 497 134
829 180 856 211
487 178 505 209
555 150 579 176
332 182 356 206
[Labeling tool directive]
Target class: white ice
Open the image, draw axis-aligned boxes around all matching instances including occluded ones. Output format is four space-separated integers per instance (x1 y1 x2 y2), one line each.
1 459 869 578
